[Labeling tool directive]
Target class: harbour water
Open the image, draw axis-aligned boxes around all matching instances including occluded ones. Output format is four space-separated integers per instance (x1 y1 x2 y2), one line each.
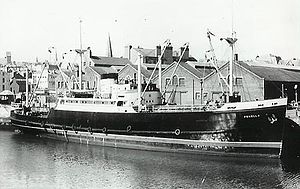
0 130 300 189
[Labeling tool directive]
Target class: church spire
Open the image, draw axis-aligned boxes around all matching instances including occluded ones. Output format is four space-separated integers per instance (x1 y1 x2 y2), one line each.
107 33 113 57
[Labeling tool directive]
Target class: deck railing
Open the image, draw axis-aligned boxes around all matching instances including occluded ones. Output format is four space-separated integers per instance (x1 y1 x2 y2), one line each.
143 104 220 113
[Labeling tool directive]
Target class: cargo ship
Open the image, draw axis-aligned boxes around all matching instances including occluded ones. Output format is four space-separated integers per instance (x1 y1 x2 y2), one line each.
10 31 288 157
10 88 287 157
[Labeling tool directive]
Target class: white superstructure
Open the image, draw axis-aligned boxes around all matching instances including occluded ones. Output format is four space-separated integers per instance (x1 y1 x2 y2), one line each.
56 97 136 113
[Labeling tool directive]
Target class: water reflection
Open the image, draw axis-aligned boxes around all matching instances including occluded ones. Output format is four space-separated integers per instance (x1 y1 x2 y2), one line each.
0 131 299 188
279 159 300 188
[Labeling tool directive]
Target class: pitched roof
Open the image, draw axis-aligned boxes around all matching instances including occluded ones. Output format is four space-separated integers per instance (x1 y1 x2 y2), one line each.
186 61 217 78
130 64 152 78
119 64 152 78
195 67 216 78
239 61 300 82
90 66 117 75
91 56 131 66
154 61 206 80
178 62 207 78
61 70 76 78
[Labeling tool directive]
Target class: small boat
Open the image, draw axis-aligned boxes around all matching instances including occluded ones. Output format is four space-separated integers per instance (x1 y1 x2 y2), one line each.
0 90 18 122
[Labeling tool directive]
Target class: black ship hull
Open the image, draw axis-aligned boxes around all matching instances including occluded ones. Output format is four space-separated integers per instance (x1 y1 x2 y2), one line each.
55 107 285 141
11 104 286 141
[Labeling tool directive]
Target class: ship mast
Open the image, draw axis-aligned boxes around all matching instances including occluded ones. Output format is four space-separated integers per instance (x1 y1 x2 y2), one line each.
158 51 162 92
71 19 87 91
79 19 83 90
228 0 236 97
220 35 237 97
137 53 142 112
230 37 233 96
207 30 230 91
25 67 29 107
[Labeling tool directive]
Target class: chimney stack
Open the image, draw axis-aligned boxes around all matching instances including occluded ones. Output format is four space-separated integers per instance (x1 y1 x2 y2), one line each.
234 53 238 61
87 47 92 58
124 45 132 60
107 34 113 57
155 45 161 57
163 45 173 64
6 51 11 64
180 46 189 61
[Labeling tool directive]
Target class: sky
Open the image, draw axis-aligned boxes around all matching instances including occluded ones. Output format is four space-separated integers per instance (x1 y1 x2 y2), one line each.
0 0 299 63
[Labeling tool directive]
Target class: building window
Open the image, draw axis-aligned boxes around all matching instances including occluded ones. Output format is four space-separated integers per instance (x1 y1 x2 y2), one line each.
125 75 131 84
179 78 185 86
2 85 4 91
58 82 60 88
195 92 208 100
2 78 4 83
172 75 178 86
195 92 201 100
219 77 227 87
226 75 231 86
133 73 137 84
235 77 243 86
165 78 170 86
